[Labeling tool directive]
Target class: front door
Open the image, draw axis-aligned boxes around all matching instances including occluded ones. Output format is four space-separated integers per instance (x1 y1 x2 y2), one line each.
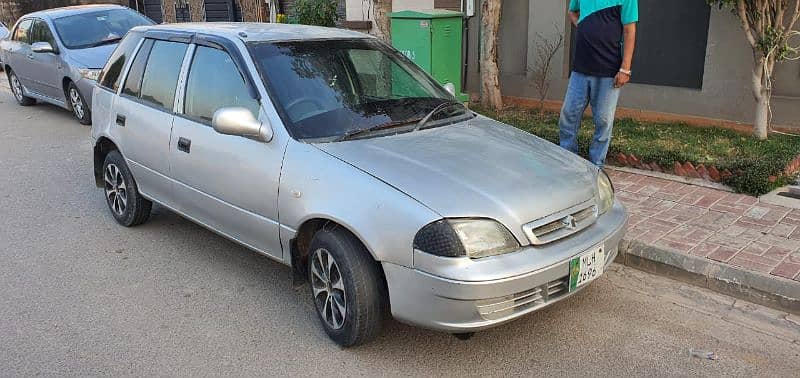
115 38 189 206
170 44 284 258
28 19 62 100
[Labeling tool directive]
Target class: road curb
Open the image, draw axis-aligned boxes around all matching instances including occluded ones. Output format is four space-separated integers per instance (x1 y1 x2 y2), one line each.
616 239 800 315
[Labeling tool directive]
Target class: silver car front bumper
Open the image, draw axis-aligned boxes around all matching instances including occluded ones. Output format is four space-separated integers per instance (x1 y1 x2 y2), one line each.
383 200 628 333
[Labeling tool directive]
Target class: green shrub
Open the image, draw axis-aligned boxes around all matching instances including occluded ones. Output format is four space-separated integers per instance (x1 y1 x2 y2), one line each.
292 0 339 27
473 107 800 196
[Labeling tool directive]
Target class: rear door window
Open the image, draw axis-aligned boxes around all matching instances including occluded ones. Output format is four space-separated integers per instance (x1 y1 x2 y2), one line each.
138 40 188 110
13 19 33 43
183 45 260 123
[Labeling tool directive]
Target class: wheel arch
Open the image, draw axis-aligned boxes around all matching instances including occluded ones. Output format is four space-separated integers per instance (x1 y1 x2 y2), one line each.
290 217 388 295
62 77 73 109
93 137 119 187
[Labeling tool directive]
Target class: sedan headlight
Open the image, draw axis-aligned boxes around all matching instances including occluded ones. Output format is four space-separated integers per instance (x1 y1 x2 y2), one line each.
414 218 520 259
597 170 615 215
79 68 101 81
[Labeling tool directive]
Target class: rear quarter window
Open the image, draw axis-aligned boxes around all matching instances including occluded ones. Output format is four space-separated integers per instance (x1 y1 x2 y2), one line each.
99 32 144 91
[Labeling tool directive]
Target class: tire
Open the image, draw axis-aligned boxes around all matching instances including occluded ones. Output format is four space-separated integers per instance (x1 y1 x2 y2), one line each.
308 226 385 347
7 69 36 106
102 150 152 227
67 82 91 125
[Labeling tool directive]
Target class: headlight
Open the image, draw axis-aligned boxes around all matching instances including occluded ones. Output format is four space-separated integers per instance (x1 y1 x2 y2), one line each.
79 68 101 81
414 218 520 259
597 170 615 215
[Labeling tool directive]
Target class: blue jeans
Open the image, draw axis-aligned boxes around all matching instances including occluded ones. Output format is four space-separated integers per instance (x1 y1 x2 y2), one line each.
559 71 621 167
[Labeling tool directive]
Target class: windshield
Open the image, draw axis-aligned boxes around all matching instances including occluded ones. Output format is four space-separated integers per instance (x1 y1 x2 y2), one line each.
248 39 472 141
53 9 153 50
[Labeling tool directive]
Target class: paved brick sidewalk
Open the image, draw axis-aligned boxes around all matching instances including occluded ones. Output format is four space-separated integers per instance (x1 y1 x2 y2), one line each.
608 169 800 283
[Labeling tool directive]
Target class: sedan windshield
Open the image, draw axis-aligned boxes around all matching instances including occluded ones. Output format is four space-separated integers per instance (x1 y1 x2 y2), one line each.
248 39 472 141
53 9 152 50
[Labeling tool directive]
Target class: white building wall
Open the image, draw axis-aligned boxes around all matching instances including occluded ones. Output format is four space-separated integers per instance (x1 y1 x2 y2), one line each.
392 0 434 11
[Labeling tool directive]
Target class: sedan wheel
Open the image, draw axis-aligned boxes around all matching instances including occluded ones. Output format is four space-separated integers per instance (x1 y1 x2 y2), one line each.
67 83 91 125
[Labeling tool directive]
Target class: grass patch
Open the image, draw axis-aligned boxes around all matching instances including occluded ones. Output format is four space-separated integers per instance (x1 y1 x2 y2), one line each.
474 107 800 196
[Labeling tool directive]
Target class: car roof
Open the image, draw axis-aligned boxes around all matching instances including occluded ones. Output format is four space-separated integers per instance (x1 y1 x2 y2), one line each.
24 4 127 20
132 22 374 43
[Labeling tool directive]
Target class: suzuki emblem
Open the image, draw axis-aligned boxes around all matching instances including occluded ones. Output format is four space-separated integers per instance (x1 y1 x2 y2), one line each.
562 215 577 230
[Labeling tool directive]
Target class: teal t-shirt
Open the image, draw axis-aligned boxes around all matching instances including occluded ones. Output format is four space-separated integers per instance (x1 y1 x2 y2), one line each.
569 0 639 25
569 0 639 77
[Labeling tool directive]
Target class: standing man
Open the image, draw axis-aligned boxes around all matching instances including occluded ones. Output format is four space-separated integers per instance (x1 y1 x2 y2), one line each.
559 0 638 167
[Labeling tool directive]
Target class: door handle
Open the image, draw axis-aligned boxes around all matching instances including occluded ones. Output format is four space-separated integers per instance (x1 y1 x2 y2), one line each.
177 137 191 153
27 54 33 60
115 114 126 127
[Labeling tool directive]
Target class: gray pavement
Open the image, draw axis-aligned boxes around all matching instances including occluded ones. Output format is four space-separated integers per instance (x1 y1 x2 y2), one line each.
1 81 799 376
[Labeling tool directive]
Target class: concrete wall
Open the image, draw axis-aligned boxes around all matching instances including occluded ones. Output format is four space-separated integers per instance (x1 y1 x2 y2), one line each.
466 1 800 129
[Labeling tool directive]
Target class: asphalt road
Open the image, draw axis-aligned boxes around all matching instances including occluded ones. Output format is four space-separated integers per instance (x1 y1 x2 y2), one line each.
0 80 799 376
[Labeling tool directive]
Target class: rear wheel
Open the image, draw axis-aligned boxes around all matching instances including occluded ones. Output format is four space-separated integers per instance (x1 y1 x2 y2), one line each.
7 70 36 106
308 227 385 347
102 150 151 227
67 82 91 125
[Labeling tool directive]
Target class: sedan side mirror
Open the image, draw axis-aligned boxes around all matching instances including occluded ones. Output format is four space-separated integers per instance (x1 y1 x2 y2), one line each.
31 42 55 54
212 107 273 143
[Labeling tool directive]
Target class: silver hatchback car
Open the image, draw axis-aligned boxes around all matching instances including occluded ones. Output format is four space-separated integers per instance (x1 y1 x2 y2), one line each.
0 5 152 124
91 23 627 347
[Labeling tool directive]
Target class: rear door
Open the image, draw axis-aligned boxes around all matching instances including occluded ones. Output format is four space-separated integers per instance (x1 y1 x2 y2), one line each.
27 19 62 100
114 36 189 207
169 41 284 258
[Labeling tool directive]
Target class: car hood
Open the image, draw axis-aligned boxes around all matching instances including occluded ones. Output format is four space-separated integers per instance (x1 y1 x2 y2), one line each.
67 44 117 68
314 116 597 241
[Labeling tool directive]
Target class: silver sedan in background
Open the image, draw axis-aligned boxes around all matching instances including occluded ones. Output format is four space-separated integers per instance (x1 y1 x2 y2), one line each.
0 5 152 124
0 22 8 69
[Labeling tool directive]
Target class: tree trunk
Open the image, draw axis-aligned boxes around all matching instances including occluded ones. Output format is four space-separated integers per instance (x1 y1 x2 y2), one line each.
751 62 770 140
373 0 392 42
480 0 502 110
753 90 770 140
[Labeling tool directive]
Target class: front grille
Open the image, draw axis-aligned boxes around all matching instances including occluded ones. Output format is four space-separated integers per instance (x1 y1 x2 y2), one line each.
523 200 597 245
476 277 569 320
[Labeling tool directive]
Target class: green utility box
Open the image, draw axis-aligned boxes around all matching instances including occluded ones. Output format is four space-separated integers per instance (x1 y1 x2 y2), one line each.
390 10 467 101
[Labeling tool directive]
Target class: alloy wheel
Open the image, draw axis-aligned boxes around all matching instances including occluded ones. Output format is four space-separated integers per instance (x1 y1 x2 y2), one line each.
69 87 84 119
104 163 127 216
310 248 347 330
10 74 23 102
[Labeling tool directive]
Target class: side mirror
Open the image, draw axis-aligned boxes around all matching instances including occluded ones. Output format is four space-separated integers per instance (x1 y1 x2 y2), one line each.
443 82 456 96
31 42 55 54
212 107 273 142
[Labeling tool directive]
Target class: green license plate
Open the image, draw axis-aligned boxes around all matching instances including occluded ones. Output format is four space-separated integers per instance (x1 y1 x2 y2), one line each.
569 245 605 292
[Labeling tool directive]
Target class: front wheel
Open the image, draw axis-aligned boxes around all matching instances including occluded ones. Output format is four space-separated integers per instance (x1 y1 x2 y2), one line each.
102 150 152 227
67 82 91 125
308 227 385 347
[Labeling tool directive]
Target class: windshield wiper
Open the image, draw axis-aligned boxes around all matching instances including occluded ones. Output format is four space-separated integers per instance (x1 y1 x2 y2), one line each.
86 36 122 48
413 101 468 132
336 119 422 142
